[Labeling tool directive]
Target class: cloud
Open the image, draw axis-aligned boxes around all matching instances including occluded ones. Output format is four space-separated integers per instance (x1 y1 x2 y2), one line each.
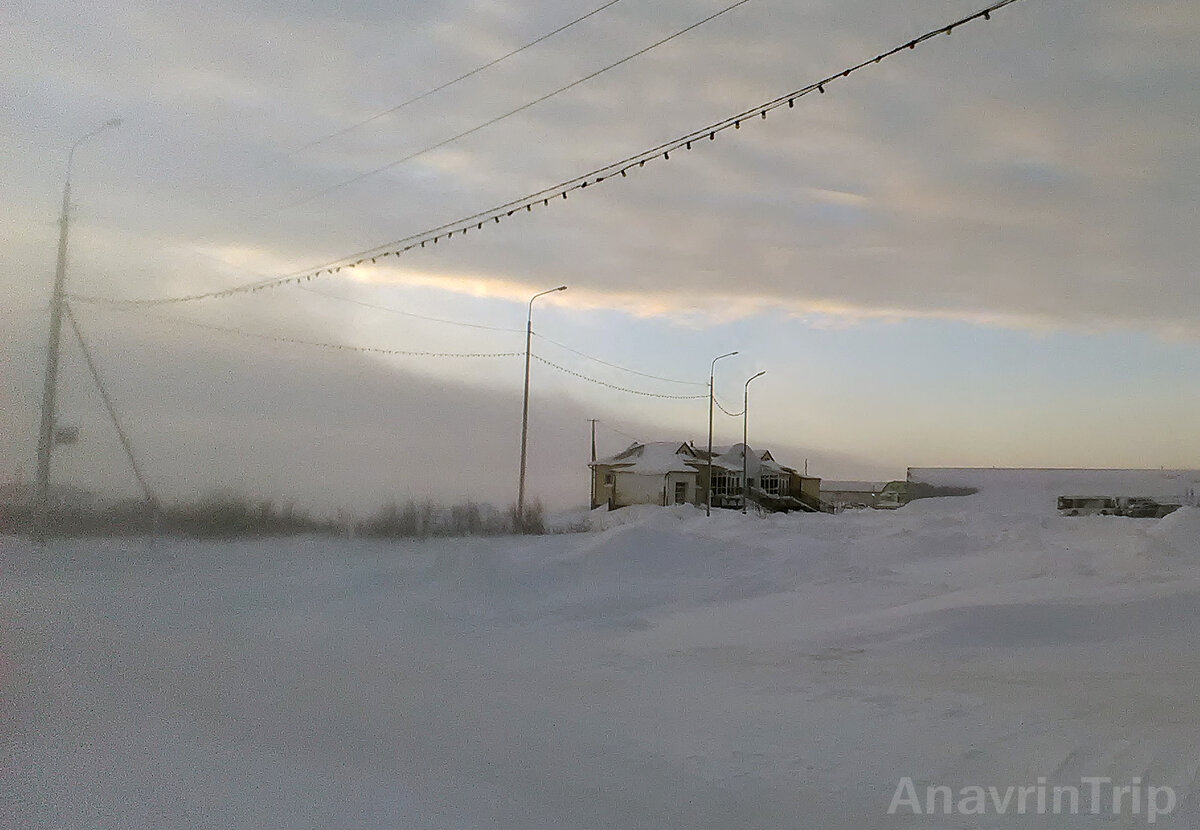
8 0 1198 334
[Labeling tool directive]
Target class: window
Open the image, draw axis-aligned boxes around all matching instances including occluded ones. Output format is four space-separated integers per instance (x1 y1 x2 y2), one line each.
603 471 613 485
710 471 736 497
674 481 687 504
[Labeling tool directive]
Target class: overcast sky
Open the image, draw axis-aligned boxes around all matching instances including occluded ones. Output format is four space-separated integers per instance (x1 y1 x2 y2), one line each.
3 0 1198 512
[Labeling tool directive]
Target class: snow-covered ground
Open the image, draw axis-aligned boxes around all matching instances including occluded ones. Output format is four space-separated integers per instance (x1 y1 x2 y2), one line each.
5 489 1200 828
908 467 1200 511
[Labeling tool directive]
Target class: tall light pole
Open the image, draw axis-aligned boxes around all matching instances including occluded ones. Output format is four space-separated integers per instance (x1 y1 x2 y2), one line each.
706 351 738 517
742 370 766 515
34 118 122 539
517 284 567 525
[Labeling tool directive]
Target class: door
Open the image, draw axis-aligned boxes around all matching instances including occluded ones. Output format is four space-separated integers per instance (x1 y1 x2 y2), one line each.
674 481 688 505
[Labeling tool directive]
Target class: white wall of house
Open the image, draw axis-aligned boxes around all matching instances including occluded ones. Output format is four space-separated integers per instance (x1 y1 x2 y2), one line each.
666 472 698 506
613 471 698 507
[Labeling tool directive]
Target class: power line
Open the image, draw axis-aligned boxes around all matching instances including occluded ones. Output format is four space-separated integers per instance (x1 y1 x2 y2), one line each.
713 396 745 417
597 420 643 444
266 0 759 217
86 284 729 391
286 0 629 157
86 302 705 397
85 304 524 359
296 286 526 333
73 276 527 334
533 332 706 386
74 0 1027 307
532 353 707 399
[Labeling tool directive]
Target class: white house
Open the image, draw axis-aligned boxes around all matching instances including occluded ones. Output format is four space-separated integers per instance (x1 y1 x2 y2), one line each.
589 441 821 512
589 441 703 509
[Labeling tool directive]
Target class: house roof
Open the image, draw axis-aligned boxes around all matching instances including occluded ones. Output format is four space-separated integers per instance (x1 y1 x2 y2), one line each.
703 444 788 476
593 441 802 478
591 441 701 475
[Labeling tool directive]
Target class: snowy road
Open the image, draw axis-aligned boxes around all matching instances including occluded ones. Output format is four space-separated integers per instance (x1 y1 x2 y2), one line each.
4 497 1200 828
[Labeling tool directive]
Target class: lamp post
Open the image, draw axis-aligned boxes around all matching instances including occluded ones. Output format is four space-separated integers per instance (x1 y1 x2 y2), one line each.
706 351 738 517
742 370 766 515
34 118 122 540
517 284 567 526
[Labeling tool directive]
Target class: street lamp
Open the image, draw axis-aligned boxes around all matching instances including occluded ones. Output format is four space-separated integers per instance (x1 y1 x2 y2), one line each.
742 370 766 515
706 351 738 517
34 118 122 540
517 284 567 526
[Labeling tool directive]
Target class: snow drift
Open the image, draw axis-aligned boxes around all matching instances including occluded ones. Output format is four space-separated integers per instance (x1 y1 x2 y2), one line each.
5 495 1200 828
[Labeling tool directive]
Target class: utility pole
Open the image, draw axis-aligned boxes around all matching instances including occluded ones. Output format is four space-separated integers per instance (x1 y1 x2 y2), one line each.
588 418 598 509
34 173 73 540
742 371 766 514
706 351 738 517
34 118 121 540
517 284 567 526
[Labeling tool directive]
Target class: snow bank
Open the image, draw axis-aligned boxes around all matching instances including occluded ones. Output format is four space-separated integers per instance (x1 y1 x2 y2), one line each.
7 498 1200 829
584 501 707 532
910 466 1200 515
1147 505 1200 556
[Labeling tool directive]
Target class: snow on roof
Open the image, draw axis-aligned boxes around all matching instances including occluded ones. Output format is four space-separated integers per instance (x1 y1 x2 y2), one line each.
592 441 701 475
708 444 788 476
595 441 796 477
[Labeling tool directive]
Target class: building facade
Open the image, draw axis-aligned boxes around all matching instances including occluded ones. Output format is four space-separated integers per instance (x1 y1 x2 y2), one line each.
590 441 823 512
